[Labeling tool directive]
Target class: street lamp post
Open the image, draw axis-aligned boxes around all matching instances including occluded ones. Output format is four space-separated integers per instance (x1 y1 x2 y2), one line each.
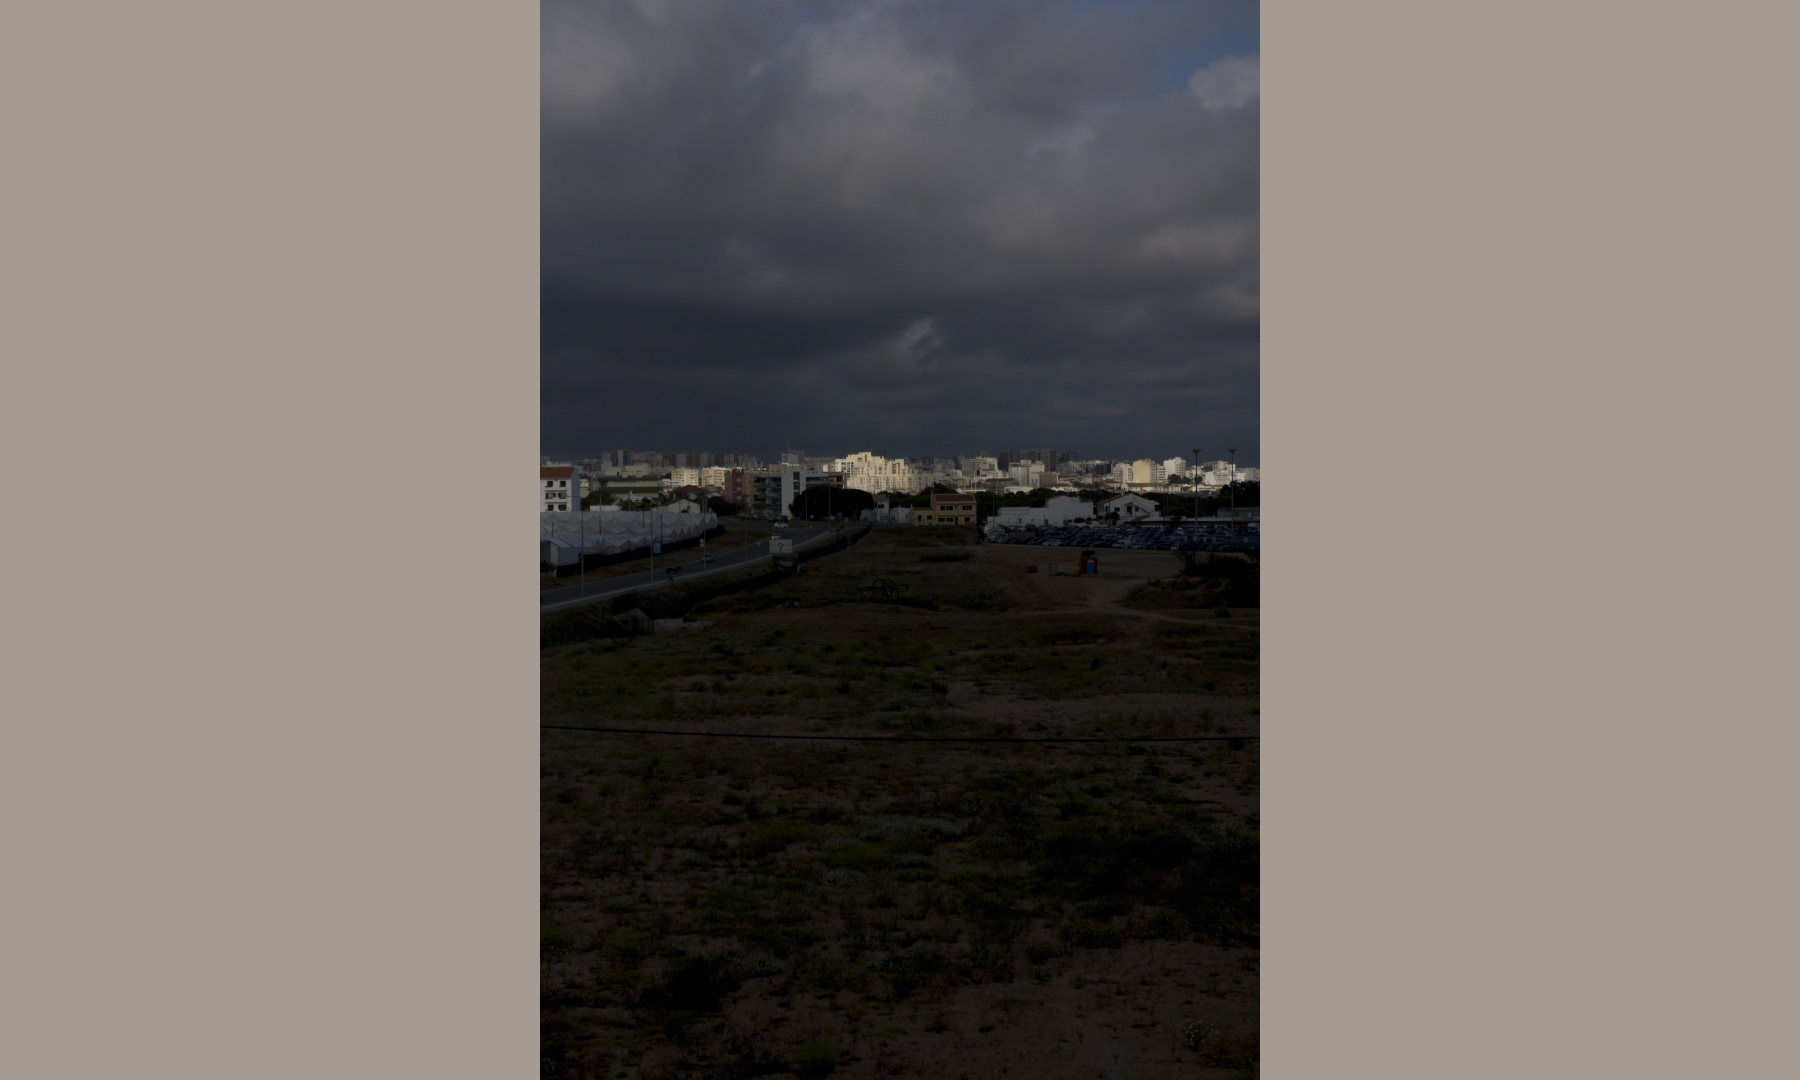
1228 447 1237 513
1191 447 1202 519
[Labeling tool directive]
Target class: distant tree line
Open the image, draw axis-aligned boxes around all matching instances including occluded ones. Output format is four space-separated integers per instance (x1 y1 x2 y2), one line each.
1148 480 1259 518
788 485 876 521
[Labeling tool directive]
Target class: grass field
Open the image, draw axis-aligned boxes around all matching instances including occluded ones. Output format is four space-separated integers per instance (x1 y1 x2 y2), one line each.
542 526 1259 1079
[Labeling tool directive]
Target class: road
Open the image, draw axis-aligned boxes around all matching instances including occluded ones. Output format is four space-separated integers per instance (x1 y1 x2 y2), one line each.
540 526 837 613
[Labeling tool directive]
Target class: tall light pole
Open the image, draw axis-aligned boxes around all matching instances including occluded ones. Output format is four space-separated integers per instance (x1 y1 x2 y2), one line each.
1227 447 1237 513
1191 447 1202 520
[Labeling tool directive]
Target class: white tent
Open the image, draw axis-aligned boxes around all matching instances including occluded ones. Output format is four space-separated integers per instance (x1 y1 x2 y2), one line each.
539 509 717 558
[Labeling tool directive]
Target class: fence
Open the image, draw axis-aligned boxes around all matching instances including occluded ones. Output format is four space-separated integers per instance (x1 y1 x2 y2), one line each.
540 525 873 650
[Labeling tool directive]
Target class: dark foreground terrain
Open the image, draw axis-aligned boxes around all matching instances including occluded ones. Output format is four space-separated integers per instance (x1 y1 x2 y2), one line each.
542 527 1260 1079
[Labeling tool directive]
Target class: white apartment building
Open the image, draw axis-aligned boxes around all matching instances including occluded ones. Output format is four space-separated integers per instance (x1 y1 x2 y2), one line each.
1162 457 1190 479
541 465 578 512
668 467 702 487
1008 462 1044 487
833 450 927 495
753 468 844 517
1131 459 1166 485
699 466 730 488
1198 460 1257 486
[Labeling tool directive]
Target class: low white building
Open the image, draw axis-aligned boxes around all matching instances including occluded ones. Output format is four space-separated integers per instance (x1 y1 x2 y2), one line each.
993 495 1088 528
664 497 707 515
1098 493 1163 523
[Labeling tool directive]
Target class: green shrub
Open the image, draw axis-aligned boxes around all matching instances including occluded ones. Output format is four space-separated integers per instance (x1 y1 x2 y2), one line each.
539 604 631 649
953 589 1001 610
823 841 892 872
540 913 576 958
806 959 868 995
741 819 815 858
1181 1018 1259 1070
793 1039 841 1080
608 931 653 966
1135 908 1193 939
643 956 740 1014
1060 918 1123 949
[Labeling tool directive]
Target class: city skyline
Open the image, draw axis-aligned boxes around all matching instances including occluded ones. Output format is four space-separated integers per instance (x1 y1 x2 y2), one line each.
546 444 1259 470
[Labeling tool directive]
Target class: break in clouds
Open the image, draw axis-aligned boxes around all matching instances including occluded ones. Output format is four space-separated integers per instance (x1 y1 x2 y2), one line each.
542 0 1260 463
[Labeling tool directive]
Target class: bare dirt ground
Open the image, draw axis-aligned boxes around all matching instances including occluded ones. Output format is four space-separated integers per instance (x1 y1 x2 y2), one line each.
542 527 1259 1079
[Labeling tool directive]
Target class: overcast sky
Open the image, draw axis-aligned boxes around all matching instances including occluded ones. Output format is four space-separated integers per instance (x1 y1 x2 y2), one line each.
542 0 1259 465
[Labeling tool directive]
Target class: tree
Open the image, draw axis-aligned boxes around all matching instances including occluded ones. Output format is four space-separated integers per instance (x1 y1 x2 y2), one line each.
708 496 741 517
789 485 874 521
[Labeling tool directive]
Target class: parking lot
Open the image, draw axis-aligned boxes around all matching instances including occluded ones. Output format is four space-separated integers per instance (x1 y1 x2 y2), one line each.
985 520 1259 551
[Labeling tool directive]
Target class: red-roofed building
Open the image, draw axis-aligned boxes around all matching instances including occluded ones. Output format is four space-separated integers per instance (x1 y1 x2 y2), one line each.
541 465 577 512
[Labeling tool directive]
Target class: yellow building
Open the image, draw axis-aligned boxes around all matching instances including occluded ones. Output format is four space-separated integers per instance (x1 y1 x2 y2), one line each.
911 492 978 525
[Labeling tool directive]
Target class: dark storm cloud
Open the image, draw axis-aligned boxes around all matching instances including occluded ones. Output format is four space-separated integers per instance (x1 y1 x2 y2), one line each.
542 0 1259 464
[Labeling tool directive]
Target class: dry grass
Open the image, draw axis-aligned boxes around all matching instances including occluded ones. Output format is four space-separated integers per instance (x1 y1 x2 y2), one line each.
543 527 1259 1079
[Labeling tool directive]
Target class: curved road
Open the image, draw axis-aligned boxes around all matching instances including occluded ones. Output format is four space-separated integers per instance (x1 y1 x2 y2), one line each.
540 526 837 613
